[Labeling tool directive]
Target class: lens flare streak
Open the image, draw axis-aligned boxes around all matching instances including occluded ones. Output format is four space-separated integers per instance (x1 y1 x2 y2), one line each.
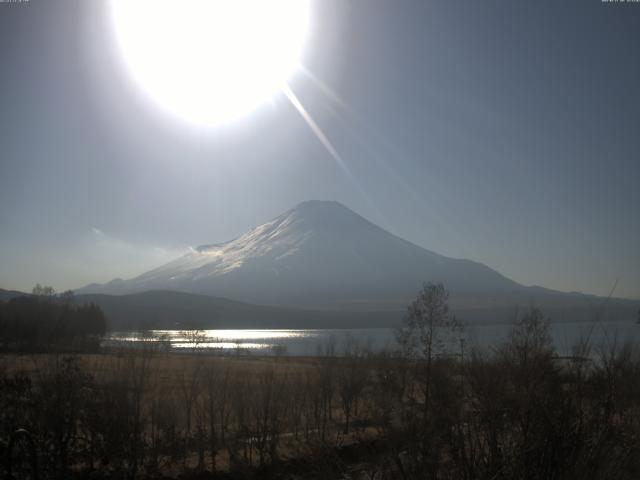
282 83 374 206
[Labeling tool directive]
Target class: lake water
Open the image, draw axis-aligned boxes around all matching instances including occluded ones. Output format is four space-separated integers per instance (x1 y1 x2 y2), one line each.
105 319 640 356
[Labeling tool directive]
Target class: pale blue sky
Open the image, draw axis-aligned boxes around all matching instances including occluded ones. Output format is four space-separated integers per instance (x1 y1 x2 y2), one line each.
1 0 639 299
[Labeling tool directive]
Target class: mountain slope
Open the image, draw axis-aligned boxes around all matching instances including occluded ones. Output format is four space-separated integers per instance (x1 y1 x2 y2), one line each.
77 200 523 308
0 288 29 302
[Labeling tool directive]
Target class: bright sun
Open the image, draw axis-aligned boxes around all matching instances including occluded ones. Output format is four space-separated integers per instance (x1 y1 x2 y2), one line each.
111 0 310 126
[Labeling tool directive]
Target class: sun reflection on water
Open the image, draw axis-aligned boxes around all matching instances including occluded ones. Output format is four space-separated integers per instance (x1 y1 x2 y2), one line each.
156 329 309 341
108 329 317 351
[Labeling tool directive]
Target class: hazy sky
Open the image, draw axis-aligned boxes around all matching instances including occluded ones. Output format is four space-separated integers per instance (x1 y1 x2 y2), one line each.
1 0 639 299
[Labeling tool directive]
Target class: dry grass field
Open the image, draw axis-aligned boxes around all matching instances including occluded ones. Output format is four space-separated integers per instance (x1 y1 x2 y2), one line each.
3 308 640 479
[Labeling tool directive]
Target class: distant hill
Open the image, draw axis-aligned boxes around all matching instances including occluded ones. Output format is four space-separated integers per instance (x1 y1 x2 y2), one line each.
2 287 637 331
0 288 29 302
2 287 398 330
76 290 399 330
79 290 639 330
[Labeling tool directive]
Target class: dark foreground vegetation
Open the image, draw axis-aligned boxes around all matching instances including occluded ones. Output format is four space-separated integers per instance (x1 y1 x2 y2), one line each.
0 285 106 352
1 283 639 479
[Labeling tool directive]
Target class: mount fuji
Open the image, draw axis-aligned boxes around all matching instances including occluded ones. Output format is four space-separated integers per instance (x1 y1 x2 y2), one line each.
77 201 638 322
77 201 520 305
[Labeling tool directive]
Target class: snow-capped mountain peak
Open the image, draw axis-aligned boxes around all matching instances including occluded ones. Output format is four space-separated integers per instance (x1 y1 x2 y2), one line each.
77 200 520 308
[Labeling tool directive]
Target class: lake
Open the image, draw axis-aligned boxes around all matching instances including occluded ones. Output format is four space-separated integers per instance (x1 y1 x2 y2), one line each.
105 319 640 356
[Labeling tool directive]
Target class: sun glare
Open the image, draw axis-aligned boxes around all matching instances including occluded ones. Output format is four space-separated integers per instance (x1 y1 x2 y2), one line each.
111 0 310 126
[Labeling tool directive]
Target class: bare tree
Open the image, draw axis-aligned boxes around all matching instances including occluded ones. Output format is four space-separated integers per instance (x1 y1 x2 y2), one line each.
396 283 460 417
180 329 207 353
337 336 369 434
32 284 56 298
176 357 204 469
